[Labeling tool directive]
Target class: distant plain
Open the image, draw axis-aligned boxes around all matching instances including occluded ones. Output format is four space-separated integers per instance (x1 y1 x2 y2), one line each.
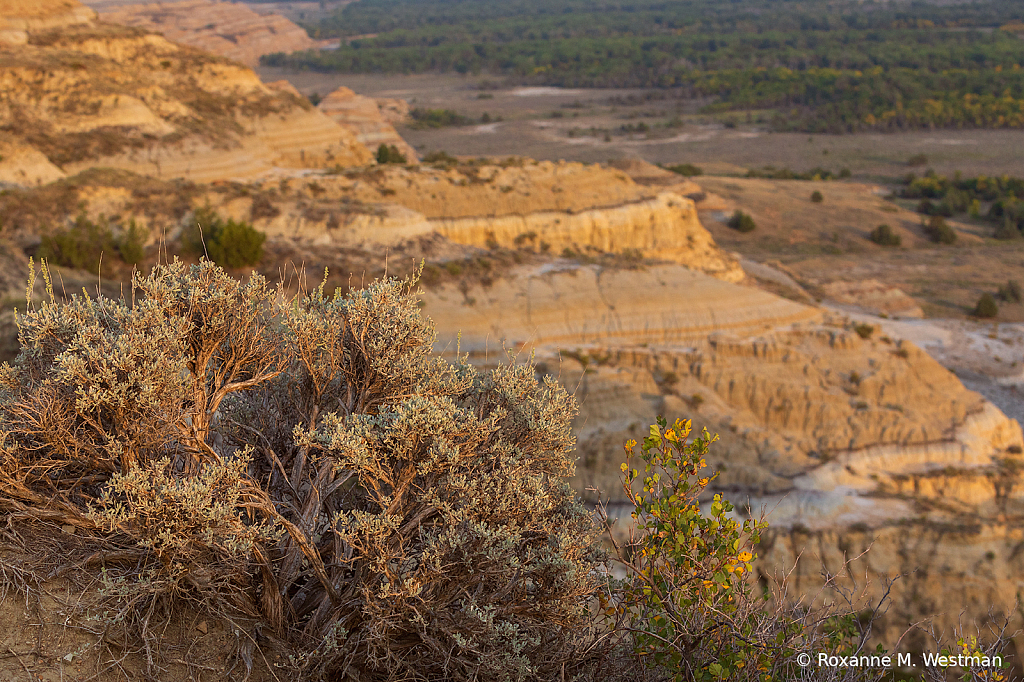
257 70 1024 180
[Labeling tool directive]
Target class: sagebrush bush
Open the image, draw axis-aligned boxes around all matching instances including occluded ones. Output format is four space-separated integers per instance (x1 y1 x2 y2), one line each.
0 259 600 681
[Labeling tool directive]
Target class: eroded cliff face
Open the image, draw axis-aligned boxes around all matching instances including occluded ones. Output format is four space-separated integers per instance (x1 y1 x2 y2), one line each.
0 2 371 184
419 264 815 356
317 86 418 161
498 316 1024 659
0 161 744 282
93 0 317 67
0 0 94 45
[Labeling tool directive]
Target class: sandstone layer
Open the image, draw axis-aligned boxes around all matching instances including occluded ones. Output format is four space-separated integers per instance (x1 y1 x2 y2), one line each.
0 3 372 183
317 86 418 161
821 279 925 318
0 0 94 45
0 161 744 284
512 317 1024 659
420 263 814 355
91 0 317 67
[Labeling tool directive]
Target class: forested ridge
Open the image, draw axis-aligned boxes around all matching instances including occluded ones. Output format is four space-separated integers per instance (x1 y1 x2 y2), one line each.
262 0 1024 133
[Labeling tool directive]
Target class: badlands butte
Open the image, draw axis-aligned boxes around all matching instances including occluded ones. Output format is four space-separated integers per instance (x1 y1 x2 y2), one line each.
2 0 1024 673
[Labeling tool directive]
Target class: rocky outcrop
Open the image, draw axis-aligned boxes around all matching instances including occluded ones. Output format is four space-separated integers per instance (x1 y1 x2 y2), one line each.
376 97 410 125
522 315 1024 656
317 86 418 161
0 139 66 185
0 3 371 184
435 192 742 281
0 0 94 45
420 264 817 356
822 279 924 318
92 0 317 67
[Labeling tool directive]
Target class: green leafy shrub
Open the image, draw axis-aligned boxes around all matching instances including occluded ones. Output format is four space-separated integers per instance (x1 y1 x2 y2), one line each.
869 223 901 246
598 418 876 681
727 209 756 233
409 107 472 128
181 206 265 268
998 280 1022 303
853 322 875 339
810 189 824 203
38 213 146 273
923 215 957 244
376 143 407 164
974 292 999 318
666 162 703 177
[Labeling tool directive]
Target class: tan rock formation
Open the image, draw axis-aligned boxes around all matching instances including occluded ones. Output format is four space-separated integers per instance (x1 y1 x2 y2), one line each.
92 0 317 67
435 192 742 281
0 0 94 44
510 313 1024 652
0 7 372 183
0 140 65 185
317 86 418 161
420 264 817 356
822 279 924 318
375 96 410 125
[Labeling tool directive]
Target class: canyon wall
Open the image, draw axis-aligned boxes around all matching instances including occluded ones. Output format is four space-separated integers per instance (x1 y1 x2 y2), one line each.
93 0 317 67
0 1 372 184
317 86 418 161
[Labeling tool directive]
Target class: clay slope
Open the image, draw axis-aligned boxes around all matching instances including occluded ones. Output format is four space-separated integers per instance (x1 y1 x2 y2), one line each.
318 86 418 161
526 316 1023 657
0 0 94 45
93 0 316 67
0 3 371 184
421 263 813 354
0 161 744 285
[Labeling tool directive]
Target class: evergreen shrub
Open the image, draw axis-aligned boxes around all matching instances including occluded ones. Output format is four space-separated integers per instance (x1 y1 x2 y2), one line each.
182 206 265 268
727 210 756 233
923 215 957 244
869 224 901 246
974 292 999 318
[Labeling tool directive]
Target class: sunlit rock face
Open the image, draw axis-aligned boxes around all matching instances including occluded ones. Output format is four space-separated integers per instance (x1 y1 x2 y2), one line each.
317 86 418 162
0 0 371 184
91 0 317 68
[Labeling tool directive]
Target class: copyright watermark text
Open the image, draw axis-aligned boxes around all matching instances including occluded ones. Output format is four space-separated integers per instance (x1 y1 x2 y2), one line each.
797 652 1004 670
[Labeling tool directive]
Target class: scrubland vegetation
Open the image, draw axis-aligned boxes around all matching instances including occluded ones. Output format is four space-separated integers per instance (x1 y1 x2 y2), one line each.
901 170 1024 239
0 259 1009 680
263 0 1024 133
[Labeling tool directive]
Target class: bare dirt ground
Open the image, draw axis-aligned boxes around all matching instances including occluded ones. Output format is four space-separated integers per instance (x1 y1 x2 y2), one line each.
258 70 1024 180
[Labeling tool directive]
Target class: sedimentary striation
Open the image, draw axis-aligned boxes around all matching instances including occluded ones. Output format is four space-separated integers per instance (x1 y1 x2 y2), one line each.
0 0 371 184
317 86 418 161
92 0 317 67
0 0 94 45
420 264 814 355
